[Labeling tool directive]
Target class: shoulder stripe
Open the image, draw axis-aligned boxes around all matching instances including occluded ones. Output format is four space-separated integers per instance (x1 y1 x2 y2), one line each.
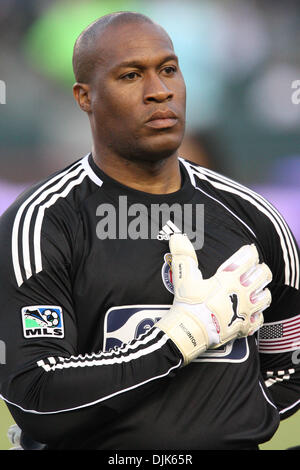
196 185 257 239
81 154 103 187
179 159 257 237
181 159 299 290
197 165 299 290
23 164 85 280
34 170 87 275
11 156 99 286
12 160 82 286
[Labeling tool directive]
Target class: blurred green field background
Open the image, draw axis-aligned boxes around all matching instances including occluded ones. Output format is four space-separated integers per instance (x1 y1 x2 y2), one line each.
0 399 299 450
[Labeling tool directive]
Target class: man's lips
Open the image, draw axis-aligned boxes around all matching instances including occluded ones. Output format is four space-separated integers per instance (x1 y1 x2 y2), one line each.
145 110 178 129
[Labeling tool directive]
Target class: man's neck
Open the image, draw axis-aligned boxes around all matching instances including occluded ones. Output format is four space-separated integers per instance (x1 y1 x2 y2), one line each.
91 149 182 194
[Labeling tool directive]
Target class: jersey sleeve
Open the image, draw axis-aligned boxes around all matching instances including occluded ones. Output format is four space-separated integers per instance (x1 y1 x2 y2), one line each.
0 199 182 445
255 210 300 420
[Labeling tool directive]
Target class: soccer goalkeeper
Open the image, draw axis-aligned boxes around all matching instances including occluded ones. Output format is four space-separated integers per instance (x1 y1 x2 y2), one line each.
0 12 299 450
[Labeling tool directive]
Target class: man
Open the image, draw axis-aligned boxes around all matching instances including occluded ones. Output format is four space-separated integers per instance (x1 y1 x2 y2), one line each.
0 12 299 450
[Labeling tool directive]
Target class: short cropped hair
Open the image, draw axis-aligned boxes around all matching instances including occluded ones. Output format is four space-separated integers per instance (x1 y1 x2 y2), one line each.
72 12 155 83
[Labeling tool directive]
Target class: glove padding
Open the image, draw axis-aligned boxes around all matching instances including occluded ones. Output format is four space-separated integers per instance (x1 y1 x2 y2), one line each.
156 234 272 365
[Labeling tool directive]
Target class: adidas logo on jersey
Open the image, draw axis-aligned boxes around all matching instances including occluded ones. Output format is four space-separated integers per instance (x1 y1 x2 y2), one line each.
157 220 181 241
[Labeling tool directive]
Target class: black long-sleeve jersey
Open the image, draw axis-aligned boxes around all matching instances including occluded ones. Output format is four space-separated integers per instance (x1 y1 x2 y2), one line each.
0 154 299 450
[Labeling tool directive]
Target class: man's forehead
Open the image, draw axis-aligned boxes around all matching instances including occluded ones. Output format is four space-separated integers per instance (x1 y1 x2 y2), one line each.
94 21 174 68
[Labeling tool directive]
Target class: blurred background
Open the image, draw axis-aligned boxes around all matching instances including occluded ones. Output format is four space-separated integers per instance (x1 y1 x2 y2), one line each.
0 0 299 450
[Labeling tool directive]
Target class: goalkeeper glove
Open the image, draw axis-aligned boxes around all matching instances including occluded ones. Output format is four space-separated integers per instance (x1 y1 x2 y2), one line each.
156 234 272 365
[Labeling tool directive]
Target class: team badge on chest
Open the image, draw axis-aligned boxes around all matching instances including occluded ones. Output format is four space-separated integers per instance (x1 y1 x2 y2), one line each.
161 253 174 294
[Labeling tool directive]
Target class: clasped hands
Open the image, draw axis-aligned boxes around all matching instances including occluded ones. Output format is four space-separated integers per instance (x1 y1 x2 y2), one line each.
156 234 272 364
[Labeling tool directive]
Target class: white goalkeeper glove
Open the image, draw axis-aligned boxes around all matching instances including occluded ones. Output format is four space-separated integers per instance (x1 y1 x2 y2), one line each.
156 234 272 365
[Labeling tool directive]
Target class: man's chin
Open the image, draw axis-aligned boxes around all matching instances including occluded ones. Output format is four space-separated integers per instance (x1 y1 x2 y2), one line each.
130 135 184 163
136 148 178 163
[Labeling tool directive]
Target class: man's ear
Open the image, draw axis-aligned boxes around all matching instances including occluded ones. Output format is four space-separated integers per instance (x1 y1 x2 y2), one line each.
73 83 91 112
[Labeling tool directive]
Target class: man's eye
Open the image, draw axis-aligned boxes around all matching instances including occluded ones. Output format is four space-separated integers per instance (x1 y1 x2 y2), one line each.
122 72 139 80
163 66 177 75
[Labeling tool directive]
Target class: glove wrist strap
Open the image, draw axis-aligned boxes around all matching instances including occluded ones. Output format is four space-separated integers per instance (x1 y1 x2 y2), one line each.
156 305 213 364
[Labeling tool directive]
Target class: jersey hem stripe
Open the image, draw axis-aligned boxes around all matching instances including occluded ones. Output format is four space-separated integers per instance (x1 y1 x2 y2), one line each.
279 398 300 415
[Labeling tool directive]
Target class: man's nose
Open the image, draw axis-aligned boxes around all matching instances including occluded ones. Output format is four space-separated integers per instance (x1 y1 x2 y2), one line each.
143 73 174 103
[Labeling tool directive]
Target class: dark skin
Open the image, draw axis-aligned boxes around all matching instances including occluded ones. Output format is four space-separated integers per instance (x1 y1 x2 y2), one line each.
73 21 186 194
